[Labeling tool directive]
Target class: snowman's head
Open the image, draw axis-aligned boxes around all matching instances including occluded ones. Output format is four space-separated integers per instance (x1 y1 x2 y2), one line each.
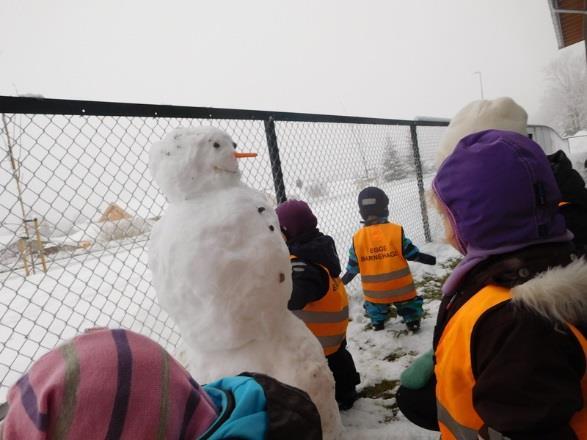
149 127 253 202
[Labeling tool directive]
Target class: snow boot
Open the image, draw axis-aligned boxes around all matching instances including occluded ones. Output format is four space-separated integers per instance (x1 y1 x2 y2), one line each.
406 320 420 332
337 390 358 411
372 322 385 331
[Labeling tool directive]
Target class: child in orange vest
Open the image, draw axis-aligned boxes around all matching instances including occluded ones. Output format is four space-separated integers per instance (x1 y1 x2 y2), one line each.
276 200 361 410
342 187 436 332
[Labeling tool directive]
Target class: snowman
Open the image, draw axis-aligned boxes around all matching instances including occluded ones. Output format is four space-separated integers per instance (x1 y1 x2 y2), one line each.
148 126 343 439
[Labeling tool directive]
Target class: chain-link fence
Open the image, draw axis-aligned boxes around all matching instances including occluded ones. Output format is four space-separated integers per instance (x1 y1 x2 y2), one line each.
0 96 452 400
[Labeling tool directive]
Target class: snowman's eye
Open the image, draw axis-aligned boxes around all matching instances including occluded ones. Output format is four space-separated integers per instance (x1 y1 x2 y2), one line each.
232 142 237 149
213 142 220 149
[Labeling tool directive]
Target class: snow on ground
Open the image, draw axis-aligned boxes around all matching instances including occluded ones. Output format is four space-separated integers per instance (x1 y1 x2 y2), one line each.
0 238 460 438
0 244 180 402
340 242 460 439
1 164 460 437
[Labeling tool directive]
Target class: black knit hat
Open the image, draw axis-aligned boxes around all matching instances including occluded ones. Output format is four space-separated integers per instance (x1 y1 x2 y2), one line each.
358 187 389 220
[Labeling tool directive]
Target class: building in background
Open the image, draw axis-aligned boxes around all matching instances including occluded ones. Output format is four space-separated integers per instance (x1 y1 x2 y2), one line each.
549 0 587 56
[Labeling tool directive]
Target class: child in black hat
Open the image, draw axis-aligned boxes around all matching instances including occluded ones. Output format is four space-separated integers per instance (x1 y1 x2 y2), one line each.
342 187 435 331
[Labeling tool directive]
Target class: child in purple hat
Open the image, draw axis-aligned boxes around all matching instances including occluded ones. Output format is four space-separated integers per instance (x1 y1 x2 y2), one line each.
276 199 360 411
398 98 587 439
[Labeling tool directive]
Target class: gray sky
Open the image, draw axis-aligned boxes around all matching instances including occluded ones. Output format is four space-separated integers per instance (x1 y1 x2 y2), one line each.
0 0 562 121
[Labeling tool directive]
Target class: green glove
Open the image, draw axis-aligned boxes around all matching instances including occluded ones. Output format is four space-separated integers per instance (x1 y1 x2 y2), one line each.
400 349 434 390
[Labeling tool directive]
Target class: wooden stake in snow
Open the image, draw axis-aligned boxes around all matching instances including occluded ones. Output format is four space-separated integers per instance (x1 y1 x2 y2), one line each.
3 114 35 274
33 218 47 273
17 238 30 276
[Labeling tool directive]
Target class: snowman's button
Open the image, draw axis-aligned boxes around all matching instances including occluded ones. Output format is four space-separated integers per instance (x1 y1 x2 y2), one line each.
269 225 275 231
258 207 266 213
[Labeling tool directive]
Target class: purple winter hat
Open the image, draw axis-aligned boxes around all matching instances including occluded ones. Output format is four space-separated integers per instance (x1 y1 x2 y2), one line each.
433 129 566 251
275 200 318 239
433 130 571 293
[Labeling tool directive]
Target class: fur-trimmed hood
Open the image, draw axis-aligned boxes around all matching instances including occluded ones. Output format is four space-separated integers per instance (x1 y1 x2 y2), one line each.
512 259 587 326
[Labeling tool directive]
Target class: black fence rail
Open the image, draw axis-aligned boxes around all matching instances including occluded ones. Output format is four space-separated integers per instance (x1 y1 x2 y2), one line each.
0 96 450 400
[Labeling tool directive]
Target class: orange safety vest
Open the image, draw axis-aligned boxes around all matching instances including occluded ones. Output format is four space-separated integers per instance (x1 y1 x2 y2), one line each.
289 256 349 356
435 285 587 440
353 223 416 304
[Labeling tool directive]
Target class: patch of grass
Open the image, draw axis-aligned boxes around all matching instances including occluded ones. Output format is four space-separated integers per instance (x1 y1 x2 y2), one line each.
379 399 401 423
384 349 407 362
414 274 445 301
414 257 462 301
383 349 419 362
382 411 399 423
359 379 399 400
383 396 402 421
441 257 462 270
391 328 409 338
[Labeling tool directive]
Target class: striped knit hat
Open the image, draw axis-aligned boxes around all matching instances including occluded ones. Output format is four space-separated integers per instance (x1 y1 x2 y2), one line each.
1 328 218 440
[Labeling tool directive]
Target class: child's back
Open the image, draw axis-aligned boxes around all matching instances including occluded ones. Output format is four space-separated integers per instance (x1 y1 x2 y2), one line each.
276 200 360 410
342 187 435 331
287 228 342 311
547 150 587 253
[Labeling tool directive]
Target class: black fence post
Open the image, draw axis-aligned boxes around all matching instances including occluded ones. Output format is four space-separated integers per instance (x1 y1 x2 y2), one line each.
410 123 432 242
264 117 287 204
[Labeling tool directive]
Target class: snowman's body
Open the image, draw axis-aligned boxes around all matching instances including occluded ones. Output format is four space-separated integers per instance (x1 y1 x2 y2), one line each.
149 127 342 438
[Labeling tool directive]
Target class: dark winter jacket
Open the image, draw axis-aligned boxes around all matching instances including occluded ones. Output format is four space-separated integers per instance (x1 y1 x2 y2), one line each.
548 150 587 251
433 242 587 440
286 229 341 310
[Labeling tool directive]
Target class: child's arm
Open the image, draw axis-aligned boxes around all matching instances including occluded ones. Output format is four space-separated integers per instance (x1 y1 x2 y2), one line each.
341 245 359 285
288 258 329 310
402 228 436 265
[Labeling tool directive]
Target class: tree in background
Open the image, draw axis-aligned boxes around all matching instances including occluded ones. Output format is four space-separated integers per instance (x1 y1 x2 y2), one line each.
539 47 587 137
381 136 413 182
305 181 329 199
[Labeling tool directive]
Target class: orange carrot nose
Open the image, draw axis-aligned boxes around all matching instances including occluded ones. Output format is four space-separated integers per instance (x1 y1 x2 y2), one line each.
234 152 258 158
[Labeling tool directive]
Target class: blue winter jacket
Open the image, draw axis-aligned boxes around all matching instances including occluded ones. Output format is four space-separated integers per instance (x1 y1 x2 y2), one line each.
199 376 267 439
197 373 322 440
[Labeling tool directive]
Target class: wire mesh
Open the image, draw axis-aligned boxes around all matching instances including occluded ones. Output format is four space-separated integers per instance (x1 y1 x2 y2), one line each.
0 102 446 401
276 121 433 257
414 125 451 241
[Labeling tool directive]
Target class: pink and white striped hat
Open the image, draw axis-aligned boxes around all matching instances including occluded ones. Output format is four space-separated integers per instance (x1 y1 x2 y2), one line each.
1 328 218 440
